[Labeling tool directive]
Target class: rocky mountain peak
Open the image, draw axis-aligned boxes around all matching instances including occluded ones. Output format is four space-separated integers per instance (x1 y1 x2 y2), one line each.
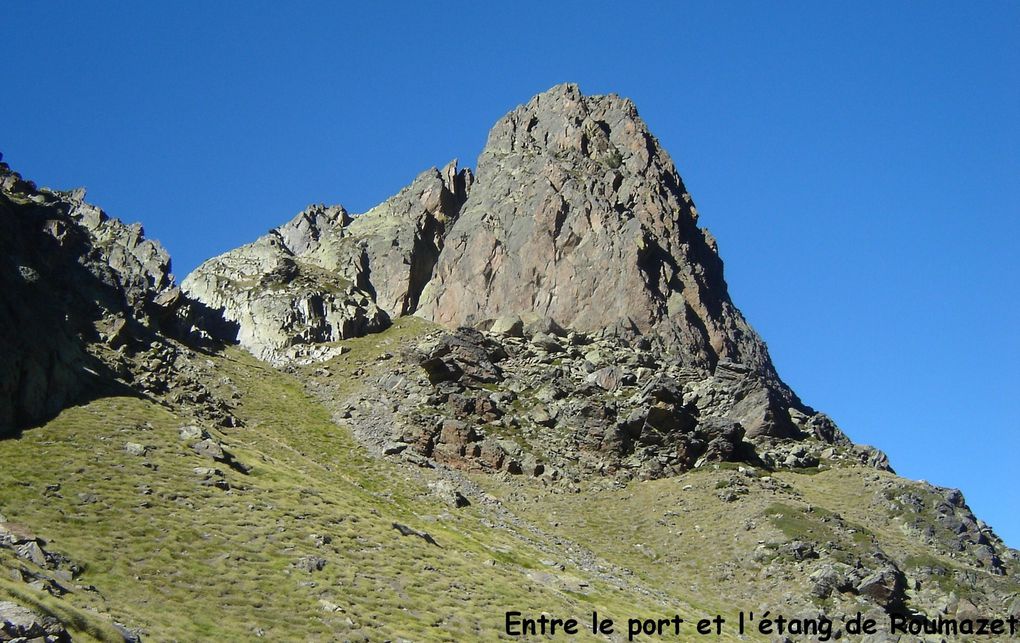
417 84 780 386
480 82 647 166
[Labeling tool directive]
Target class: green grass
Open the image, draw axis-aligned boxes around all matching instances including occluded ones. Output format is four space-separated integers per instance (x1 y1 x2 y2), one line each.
765 502 837 543
604 149 623 169
0 322 673 641
2 320 1016 640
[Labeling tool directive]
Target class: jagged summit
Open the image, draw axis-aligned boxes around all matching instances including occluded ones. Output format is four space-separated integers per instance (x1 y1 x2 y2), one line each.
418 83 778 381
187 85 783 385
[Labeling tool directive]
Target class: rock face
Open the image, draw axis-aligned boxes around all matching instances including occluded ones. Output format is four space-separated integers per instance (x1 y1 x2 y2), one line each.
346 161 472 317
0 161 222 436
417 84 779 388
183 162 470 363
181 202 390 364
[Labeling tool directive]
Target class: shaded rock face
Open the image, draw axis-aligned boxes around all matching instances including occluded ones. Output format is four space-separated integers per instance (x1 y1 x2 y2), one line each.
183 162 470 363
417 84 780 389
0 162 224 436
347 161 472 317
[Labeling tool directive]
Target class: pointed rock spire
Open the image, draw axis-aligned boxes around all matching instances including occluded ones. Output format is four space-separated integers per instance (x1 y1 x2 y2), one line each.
417 84 782 387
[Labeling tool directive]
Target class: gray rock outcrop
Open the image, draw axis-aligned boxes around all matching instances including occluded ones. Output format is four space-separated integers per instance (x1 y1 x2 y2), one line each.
0 600 70 642
183 161 470 363
343 322 871 480
180 203 390 365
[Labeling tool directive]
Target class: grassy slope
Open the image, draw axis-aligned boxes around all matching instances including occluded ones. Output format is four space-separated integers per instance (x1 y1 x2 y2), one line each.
473 466 806 620
476 465 1020 630
0 323 675 641
2 318 1014 641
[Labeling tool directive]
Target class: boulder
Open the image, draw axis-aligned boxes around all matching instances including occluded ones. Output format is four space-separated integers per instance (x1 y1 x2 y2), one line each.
854 566 907 609
15 541 47 566
179 425 208 441
124 442 148 456
193 439 226 461
698 417 745 462
418 329 503 385
530 332 563 353
588 366 623 391
489 315 524 337
0 600 69 642
294 556 327 572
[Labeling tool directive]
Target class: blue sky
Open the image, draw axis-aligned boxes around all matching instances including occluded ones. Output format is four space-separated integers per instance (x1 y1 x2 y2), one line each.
4 3 1018 545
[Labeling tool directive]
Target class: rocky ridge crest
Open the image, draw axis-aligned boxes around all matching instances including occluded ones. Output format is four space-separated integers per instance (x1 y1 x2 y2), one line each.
0 160 231 436
182 161 470 364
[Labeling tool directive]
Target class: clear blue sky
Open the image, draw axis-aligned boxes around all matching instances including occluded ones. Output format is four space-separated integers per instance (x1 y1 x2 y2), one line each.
4 3 1018 545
